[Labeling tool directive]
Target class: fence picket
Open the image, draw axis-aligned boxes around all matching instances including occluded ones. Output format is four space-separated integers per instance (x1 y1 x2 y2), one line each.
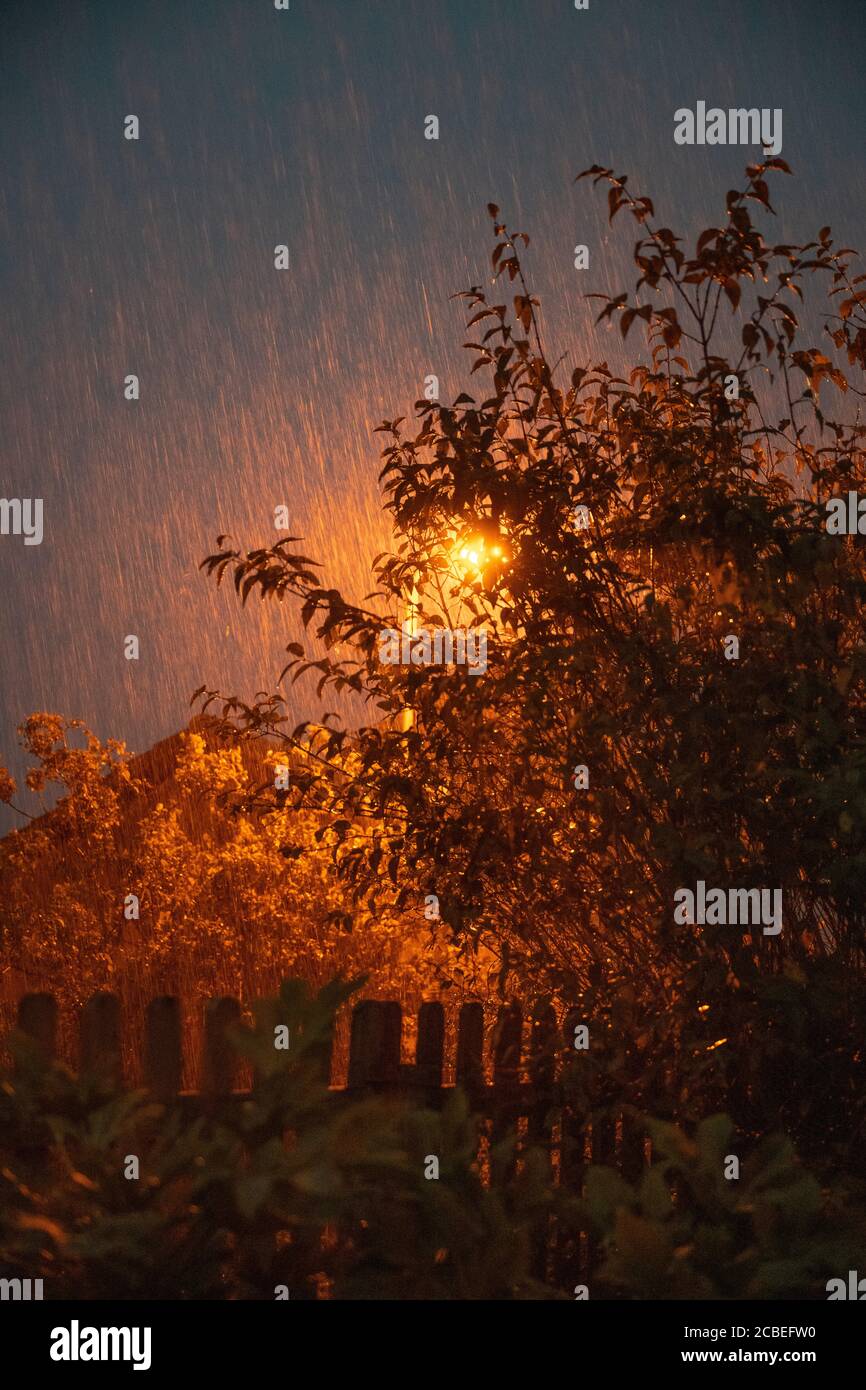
203 996 241 1100
415 1001 444 1094
347 999 401 1089
492 1003 522 1181
528 1002 558 1281
80 991 122 1086
528 1002 557 1142
455 1002 485 1104
145 996 182 1101
16 993 57 1063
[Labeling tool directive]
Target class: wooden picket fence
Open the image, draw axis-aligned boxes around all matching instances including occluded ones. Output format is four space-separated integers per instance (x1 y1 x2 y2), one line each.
12 990 649 1285
12 990 649 1173
12 991 632 1116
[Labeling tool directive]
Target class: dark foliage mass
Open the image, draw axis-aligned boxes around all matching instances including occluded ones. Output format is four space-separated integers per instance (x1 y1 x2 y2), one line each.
199 162 866 1168
2 978 863 1301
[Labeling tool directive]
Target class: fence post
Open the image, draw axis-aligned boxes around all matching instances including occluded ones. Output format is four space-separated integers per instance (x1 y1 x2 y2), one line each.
528 1003 557 1144
203 997 241 1103
455 1002 485 1108
528 1002 558 1281
620 1040 648 1183
491 1003 522 1182
492 1003 522 1087
80 992 122 1087
557 1006 588 1290
145 996 182 1101
415 1001 445 1100
347 1000 402 1090
16 993 57 1064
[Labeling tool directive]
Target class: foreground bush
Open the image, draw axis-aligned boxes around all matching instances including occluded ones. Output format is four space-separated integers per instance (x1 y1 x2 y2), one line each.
584 1114 866 1300
1 978 862 1300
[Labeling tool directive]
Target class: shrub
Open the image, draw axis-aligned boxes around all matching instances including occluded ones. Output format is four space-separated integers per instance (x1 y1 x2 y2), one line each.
1 977 862 1300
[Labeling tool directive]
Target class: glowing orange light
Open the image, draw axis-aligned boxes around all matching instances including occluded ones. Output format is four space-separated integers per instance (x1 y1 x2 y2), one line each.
451 533 510 577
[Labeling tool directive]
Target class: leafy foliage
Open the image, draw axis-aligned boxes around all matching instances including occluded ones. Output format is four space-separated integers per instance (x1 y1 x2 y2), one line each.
0 715 474 1010
0 978 556 1300
582 1113 866 1300
196 163 866 1154
1 977 861 1300
199 160 866 988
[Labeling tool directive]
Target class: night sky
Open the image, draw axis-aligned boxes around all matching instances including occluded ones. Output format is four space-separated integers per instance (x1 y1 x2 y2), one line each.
1 0 864 827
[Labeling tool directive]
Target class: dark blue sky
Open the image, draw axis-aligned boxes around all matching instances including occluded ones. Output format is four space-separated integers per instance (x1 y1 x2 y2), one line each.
1 0 864 824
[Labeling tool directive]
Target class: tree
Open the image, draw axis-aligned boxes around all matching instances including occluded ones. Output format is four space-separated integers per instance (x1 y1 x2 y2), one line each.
199 161 866 1147
0 714 466 1011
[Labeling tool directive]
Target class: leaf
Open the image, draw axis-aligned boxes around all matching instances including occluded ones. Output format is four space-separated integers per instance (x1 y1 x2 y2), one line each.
696 1114 734 1167
835 666 854 695
15 1213 68 1246
583 1164 635 1227
612 1207 674 1275
639 1166 673 1222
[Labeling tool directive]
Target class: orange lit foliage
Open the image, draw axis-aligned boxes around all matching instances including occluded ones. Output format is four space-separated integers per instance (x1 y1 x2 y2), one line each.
0 714 469 1012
